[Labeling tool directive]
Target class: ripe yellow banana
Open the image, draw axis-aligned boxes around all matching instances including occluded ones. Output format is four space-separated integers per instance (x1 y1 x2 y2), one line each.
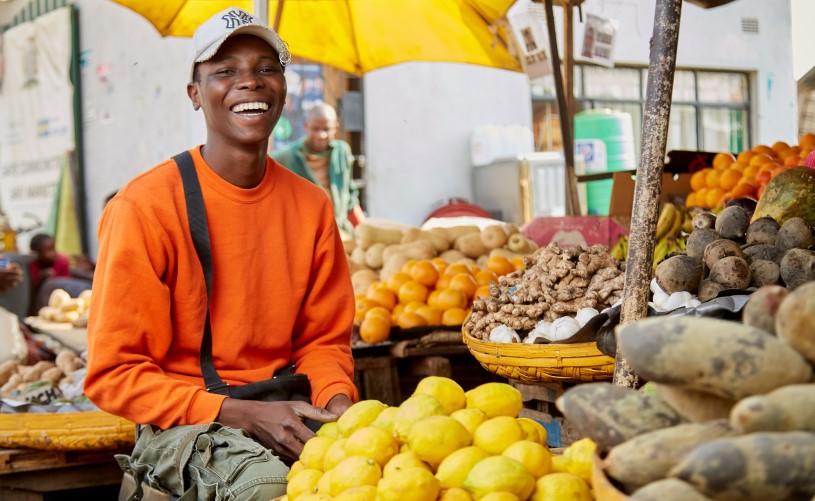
655 203 679 242
610 235 629 261
652 238 670 269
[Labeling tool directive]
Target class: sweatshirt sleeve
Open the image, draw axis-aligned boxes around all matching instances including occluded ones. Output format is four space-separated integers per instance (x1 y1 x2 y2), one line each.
290 215 358 408
83 197 226 427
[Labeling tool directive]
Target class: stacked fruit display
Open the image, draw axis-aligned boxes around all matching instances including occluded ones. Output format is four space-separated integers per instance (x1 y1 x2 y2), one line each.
685 133 815 210
283 376 597 500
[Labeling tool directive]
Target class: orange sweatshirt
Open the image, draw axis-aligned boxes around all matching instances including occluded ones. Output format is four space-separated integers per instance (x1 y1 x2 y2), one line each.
84 146 358 428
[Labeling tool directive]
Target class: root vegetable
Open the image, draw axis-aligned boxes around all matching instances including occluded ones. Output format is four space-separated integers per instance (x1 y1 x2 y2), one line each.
653 384 736 422
708 256 751 289
745 216 780 246
350 246 367 267
730 384 815 433
742 285 788 335
55 350 84 375
743 243 784 265
715 206 750 240
20 361 56 383
618 316 813 400
355 224 403 250
479 225 509 249
749 259 780 287
401 227 450 252
443 225 481 242
775 217 814 252
379 253 412 281
454 233 488 258
655 255 704 294
351 269 379 295
779 248 815 290
0 373 21 393
439 249 466 262
631 479 714 501
488 248 525 262
364 242 387 269
40 367 63 384
692 212 717 231
0 360 18 387
382 240 436 263
686 228 721 258
703 239 745 270
776 281 815 362
697 279 723 302
507 233 537 254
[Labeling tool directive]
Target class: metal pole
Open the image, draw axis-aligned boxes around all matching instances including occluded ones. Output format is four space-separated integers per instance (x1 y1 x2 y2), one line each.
543 0 581 216
253 0 269 26
614 0 683 388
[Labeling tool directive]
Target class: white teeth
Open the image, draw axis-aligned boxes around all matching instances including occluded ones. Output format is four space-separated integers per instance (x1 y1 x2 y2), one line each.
231 102 269 112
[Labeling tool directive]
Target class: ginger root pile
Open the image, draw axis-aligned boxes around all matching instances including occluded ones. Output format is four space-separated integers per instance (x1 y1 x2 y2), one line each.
465 244 625 340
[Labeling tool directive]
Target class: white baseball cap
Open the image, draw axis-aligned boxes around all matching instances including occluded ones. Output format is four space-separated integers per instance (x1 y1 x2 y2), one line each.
189 7 291 83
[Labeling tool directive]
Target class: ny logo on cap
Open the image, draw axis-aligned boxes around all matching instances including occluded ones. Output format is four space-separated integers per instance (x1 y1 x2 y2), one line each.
222 10 254 29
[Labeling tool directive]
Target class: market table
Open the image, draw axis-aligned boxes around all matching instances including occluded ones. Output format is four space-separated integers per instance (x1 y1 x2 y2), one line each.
24 317 88 353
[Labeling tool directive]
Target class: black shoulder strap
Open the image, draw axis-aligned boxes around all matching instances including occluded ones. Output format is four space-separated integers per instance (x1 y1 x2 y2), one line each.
173 151 229 394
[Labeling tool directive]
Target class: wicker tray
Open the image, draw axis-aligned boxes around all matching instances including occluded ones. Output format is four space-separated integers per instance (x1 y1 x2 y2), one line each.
0 410 135 451
462 325 615 384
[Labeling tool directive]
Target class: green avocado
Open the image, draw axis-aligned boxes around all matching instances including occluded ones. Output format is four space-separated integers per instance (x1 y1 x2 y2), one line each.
753 166 815 226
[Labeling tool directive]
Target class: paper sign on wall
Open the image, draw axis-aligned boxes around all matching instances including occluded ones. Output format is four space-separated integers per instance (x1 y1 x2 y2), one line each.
507 2 552 80
581 13 618 68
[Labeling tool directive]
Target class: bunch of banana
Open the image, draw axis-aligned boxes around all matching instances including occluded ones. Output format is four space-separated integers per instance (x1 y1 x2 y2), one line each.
610 234 629 260
652 236 687 269
654 203 685 241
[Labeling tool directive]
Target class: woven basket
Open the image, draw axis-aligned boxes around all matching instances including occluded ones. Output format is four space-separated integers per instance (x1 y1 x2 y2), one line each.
462 325 615 384
0 410 135 451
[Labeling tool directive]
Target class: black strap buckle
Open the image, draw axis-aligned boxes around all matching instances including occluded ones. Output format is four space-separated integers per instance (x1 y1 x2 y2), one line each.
206 381 230 394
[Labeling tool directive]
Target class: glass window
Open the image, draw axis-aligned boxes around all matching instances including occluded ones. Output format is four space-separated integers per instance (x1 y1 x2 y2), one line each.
584 66 640 100
666 105 698 151
702 108 748 152
641 69 695 102
698 72 748 104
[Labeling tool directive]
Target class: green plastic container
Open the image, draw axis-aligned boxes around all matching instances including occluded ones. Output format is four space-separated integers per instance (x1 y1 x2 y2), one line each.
574 109 636 215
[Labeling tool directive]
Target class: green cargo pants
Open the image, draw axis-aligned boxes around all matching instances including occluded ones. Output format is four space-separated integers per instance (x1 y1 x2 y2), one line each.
116 423 289 501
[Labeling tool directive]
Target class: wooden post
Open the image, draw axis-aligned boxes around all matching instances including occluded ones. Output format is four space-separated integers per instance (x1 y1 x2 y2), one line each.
253 0 269 26
614 0 683 387
563 1 575 121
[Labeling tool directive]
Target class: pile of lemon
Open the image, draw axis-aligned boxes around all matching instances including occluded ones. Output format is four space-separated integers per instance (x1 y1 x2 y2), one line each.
283 376 596 500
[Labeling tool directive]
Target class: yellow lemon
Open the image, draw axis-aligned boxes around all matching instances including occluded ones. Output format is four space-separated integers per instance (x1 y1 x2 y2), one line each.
382 451 431 477
408 416 472 465
393 394 446 443
344 426 399 468
333 485 377 501
327 456 382 496
480 493 520 501
297 495 332 501
551 455 569 473
435 446 491 489
465 383 523 418
502 440 552 478
286 469 323 500
322 437 348 472
316 469 332 496
300 436 336 471
473 416 524 455
462 456 535 500
377 466 441 501
413 376 466 415
450 408 488 436
530 472 592 501
516 418 548 446
369 406 399 434
336 400 388 437
286 460 304 481
438 487 474 500
400 443 412 453
563 438 597 484
316 421 341 439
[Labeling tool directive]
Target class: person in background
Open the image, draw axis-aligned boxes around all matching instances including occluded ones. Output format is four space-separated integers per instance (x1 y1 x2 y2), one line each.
28 233 93 313
272 101 364 237
84 7 357 500
0 258 22 293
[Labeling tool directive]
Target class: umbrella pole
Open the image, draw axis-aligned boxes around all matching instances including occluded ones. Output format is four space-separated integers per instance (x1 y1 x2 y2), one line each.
543 0 580 216
253 0 269 25
614 0 683 388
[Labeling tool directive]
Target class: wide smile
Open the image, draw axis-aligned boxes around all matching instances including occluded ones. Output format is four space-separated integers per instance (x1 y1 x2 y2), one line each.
230 101 270 118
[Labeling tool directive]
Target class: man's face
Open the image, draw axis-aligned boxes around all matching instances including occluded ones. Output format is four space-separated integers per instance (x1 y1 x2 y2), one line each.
36 238 56 265
304 115 338 153
187 35 286 147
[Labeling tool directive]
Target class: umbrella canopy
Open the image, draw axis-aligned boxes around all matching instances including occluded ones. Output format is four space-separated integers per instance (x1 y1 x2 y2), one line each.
110 0 522 75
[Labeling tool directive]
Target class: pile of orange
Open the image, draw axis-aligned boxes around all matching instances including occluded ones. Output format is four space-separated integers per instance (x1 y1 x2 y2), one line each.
356 255 524 344
685 133 815 209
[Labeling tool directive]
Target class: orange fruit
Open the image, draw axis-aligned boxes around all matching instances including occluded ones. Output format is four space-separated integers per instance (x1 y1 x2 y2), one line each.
431 258 449 275
486 256 515 277
410 261 440 288
712 152 736 170
441 308 469 326
398 281 429 305
695 188 710 208
355 298 379 325
728 181 757 199
784 155 802 167
398 312 427 329
685 192 698 208
706 188 726 209
386 271 412 293
719 169 742 191
448 273 478 299
757 184 767 200
468 264 482 275
690 169 709 192
436 288 468 310
403 301 427 315
736 150 756 164
705 169 722 189
391 304 406 324
360 315 391 343
475 285 491 299
771 141 790 154
755 170 772 187
475 270 498 287
728 162 746 172
401 259 418 275
511 257 525 271
778 147 799 160
443 263 472 277
416 305 443 326
435 273 452 291
770 165 791 179
742 164 760 179
367 287 397 311
749 153 774 168
752 144 775 157
366 306 393 324
799 133 815 150
427 290 441 309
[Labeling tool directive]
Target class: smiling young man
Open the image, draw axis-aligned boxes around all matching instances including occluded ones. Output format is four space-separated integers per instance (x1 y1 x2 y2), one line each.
84 7 357 500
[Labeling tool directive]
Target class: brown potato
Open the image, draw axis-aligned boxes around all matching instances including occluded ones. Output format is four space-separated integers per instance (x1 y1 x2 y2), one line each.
776 281 815 362
731 384 815 433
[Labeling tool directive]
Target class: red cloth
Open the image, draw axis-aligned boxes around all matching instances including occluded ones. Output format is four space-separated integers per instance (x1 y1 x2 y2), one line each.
28 253 71 284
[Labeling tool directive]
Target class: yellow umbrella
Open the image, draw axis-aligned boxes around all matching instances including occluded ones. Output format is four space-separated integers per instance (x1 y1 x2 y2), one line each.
110 0 522 75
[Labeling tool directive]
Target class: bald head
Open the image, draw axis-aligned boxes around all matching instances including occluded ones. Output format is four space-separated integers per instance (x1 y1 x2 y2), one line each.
305 102 337 124
303 102 339 153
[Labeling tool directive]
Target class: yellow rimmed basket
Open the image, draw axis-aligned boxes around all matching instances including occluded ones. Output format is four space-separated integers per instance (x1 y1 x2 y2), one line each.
462 322 615 384
0 410 136 451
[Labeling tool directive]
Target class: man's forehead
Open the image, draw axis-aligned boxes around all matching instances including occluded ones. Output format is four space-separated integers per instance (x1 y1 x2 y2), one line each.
207 35 280 60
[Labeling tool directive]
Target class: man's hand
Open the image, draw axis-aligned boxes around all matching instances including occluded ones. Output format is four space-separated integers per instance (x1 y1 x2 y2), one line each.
216 398 337 462
0 262 23 293
325 393 353 416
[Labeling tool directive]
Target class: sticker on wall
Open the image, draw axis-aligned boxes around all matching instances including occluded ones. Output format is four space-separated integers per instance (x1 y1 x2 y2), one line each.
96 63 110 82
